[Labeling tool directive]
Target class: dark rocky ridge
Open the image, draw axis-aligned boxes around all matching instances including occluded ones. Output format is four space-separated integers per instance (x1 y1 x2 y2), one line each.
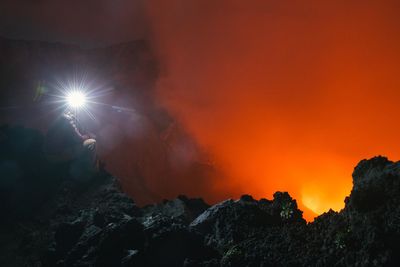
1 125 400 266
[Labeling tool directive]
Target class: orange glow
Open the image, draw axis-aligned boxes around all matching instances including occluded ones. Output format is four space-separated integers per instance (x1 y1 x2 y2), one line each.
145 1 400 221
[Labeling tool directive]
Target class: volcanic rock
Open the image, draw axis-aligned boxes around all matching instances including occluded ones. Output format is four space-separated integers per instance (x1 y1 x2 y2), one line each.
190 193 304 252
141 195 210 224
2 125 400 266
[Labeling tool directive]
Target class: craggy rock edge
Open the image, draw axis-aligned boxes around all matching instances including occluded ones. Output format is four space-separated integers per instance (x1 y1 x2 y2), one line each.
1 126 400 267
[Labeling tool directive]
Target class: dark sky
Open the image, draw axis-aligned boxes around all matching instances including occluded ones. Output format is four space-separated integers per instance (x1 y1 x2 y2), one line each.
0 0 147 46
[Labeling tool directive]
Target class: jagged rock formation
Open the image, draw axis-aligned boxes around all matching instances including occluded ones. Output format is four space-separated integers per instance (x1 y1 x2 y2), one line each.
1 125 400 266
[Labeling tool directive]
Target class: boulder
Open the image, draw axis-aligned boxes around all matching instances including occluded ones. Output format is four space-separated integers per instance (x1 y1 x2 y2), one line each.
141 195 210 224
190 193 304 251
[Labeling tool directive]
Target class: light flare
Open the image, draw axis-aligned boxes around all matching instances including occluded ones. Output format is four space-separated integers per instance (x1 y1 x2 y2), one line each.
66 90 87 109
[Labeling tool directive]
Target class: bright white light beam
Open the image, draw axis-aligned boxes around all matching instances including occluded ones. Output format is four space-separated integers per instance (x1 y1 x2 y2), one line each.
66 91 87 108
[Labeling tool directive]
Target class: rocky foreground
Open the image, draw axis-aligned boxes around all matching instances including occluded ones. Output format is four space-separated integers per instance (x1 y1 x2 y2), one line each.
1 126 400 266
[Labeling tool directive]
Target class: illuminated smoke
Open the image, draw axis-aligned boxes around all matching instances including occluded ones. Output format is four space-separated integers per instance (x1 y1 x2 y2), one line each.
145 0 400 220
2 0 400 221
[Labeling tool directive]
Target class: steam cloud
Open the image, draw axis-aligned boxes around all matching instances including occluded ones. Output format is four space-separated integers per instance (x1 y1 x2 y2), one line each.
145 0 400 219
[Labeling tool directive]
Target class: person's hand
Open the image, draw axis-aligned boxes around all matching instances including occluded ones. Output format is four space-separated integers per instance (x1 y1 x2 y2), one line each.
87 142 96 151
83 139 96 151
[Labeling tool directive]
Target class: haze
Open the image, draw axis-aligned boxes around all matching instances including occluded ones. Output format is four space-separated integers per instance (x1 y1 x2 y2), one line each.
2 0 400 220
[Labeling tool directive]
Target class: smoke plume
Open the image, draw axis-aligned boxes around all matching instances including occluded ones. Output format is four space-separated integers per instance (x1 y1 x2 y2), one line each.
2 0 400 220
145 0 400 219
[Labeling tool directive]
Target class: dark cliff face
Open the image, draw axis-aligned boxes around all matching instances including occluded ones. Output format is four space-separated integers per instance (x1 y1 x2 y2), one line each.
0 37 216 206
1 126 400 267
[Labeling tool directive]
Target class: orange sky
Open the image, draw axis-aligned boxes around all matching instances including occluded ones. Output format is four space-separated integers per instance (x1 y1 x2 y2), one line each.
146 1 400 220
